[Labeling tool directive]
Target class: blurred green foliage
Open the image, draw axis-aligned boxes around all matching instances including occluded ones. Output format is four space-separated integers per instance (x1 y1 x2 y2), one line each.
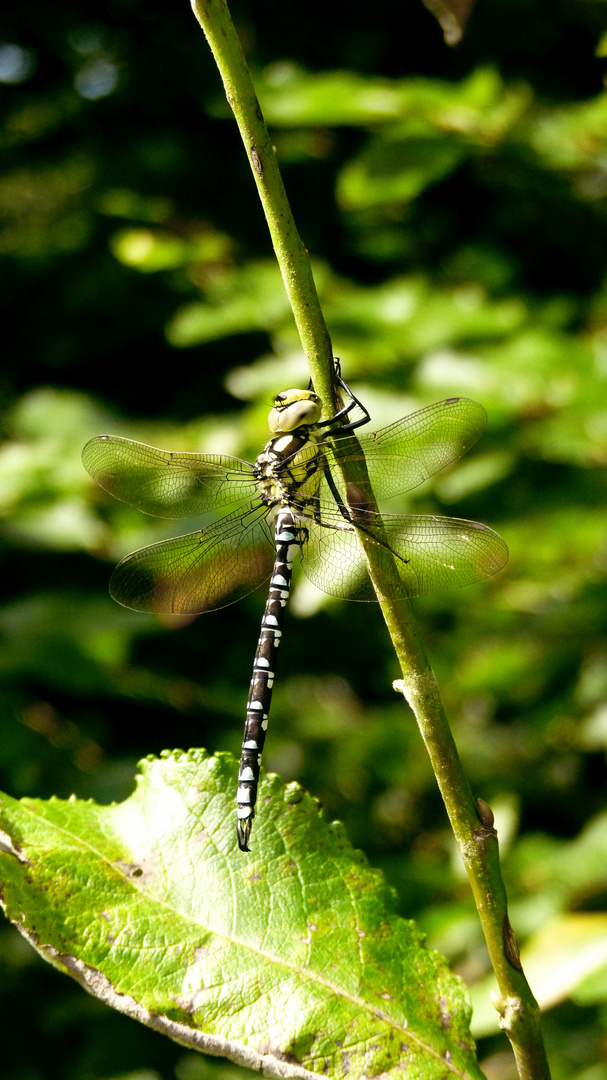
1 1 607 1078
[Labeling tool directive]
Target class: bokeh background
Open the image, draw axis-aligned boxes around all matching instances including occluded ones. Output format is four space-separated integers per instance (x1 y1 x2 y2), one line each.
2 0 607 1077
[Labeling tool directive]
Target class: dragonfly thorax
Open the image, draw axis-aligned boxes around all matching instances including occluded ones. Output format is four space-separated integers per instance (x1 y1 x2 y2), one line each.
254 426 321 510
268 389 322 433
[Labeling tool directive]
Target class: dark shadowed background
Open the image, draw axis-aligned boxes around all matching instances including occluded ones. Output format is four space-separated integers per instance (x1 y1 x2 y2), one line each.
1 1 607 1077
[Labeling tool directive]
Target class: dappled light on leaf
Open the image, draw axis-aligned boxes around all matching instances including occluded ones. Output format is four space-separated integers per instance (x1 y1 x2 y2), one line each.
0 751 483 1079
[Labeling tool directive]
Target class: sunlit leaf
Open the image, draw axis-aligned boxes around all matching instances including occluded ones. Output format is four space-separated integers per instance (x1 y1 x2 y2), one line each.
110 226 233 273
0 751 483 1079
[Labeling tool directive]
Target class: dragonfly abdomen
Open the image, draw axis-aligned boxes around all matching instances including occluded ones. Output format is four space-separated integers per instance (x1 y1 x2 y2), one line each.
236 508 305 851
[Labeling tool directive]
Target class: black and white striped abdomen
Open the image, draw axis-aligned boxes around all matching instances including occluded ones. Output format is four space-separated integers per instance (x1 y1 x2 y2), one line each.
236 508 307 851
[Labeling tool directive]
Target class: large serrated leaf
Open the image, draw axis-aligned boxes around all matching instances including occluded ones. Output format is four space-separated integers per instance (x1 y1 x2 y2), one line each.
0 751 484 1080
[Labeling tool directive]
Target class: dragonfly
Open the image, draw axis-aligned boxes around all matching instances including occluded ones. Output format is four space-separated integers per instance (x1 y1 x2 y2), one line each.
82 368 508 851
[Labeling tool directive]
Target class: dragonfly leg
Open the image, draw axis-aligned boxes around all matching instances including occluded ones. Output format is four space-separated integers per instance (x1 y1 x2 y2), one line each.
315 361 371 434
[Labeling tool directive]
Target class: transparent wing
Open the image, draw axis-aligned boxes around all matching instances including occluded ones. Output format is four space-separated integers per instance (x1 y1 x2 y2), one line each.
82 435 258 519
109 503 276 614
300 508 508 601
317 397 488 504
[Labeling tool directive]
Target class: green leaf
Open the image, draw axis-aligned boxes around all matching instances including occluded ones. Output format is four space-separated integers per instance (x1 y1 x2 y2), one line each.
523 914 607 1011
338 132 469 210
0 751 483 1080
109 225 233 273
257 65 526 137
166 261 292 346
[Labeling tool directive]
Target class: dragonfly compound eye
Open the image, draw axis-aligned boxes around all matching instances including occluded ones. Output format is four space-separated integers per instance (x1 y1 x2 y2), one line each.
268 390 322 433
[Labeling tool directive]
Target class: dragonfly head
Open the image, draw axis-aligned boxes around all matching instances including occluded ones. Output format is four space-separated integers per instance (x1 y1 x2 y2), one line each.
268 389 322 433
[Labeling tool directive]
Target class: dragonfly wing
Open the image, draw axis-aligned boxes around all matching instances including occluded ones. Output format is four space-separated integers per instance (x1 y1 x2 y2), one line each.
109 503 276 614
301 510 508 601
82 435 257 518
321 397 488 503
377 513 509 597
300 518 377 601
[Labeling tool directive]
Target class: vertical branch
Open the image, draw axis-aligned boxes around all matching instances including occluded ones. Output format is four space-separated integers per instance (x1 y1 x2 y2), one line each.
188 2 552 1075
190 0 337 413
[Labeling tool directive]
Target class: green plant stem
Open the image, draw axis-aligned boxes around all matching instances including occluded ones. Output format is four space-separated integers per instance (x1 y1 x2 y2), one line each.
388 607 551 1080
190 0 337 415
190 1 551 1076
